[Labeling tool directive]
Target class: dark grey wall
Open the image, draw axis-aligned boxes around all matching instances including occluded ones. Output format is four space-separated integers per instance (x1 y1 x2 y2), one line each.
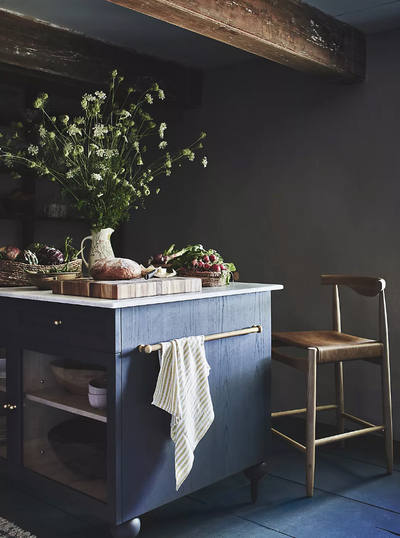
125 27 400 439
183 27 400 439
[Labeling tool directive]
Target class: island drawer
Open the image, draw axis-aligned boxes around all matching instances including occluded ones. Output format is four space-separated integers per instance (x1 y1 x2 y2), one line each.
13 302 117 353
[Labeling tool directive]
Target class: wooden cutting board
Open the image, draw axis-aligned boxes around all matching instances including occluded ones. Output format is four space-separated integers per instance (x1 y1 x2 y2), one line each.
52 277 202 300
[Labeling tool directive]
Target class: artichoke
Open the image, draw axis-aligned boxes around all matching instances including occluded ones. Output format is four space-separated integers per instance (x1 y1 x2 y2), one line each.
39 246 65 265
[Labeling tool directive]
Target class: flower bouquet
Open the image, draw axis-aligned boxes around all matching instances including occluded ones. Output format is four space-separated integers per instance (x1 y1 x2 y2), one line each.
0 71 207 232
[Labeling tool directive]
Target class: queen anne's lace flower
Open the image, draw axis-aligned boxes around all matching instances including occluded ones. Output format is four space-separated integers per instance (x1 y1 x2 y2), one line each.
93 124 108 138
95 91 107 100
68 125 81 136
91 173 103 181
159 123 167 139
28 145 39 156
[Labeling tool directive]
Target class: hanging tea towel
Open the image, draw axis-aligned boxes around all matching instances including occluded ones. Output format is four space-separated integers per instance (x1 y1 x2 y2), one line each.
152 335 215 490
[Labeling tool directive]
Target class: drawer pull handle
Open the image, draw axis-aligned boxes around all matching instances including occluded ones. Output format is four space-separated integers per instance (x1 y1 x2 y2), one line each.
54 320 62 326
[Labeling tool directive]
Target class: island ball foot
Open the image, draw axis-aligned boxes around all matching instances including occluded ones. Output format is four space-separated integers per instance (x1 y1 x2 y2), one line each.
244 462 267 503
110 518 141 538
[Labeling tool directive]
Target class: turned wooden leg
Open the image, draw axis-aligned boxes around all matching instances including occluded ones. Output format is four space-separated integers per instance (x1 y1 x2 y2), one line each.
334 362 345 448
244 462 267 503
381 351 393 474
306 348 317 498
110 518 141 538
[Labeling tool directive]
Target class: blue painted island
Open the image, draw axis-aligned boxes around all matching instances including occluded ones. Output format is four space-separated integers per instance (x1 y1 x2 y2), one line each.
0 282 282 537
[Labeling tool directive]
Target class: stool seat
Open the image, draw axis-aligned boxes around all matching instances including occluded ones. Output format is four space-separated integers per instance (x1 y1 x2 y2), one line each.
272 330 383 363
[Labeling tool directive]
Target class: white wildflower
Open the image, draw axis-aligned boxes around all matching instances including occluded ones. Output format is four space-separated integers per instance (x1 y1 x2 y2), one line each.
202 156 208 168
96 149 119 159
97 193 104 197
159 122 167 139
133 141 139 151
68 124 81 136
39 125 47 138
120 110 131 120
66 170 75 179
145 94 153 104
158 141 168 149
28 145 39 156
91 173 103 181
188 152 195 162
93 124 108 138
165 170 171 176
95 91 107 100
158 89 165 100
137 156 143 166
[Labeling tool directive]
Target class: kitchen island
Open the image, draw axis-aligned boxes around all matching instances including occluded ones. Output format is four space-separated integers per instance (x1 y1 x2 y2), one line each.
0 282 282 537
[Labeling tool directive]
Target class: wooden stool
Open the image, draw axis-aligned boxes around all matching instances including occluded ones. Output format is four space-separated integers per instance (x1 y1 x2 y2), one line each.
271 275 393 497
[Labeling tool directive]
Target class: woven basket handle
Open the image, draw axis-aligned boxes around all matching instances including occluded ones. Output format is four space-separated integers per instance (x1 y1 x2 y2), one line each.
81 235 92 268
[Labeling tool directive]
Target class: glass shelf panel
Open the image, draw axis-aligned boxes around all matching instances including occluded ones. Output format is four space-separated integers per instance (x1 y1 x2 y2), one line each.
22 351 107 502
0 350 6 459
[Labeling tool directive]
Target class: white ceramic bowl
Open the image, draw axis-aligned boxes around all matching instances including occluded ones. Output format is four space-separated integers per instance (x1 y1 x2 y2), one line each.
0 358 6 379
88 392 107 411
88 378 107 395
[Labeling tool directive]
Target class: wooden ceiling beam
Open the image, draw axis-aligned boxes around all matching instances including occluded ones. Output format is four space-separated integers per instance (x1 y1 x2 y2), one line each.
108 0 366 83
0 9 203 108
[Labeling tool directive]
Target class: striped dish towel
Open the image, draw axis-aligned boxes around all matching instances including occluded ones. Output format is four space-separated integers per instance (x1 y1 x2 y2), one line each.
152 335 215 490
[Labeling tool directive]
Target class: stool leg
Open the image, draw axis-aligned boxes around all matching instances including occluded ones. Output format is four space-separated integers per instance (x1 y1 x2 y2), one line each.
381 350 393 474
306 348 317 497
334 362 345 448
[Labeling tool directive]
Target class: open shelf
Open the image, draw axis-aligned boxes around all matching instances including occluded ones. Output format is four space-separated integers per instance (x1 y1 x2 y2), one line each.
25 386 107 423
0 379 5 393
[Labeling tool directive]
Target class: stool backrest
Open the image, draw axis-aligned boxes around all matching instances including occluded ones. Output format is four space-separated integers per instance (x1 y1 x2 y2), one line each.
321 275 388 350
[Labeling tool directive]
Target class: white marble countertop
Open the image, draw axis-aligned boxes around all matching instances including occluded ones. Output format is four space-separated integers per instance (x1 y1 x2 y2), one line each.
0 282 283 309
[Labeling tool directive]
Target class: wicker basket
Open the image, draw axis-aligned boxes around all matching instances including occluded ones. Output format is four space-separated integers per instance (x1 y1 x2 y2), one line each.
0 259 83 287
181 269 231 287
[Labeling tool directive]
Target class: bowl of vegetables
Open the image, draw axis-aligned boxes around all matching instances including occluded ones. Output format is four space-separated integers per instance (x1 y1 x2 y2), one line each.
150 244 236 287
0 237 82 288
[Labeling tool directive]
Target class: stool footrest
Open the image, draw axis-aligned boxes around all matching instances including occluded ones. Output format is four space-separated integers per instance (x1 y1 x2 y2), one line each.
341 412 376 428
272 404 337 418
315 425 385 446
271 428 306 453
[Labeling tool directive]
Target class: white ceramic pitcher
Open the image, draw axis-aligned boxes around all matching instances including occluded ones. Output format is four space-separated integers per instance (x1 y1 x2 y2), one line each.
81 228 115 269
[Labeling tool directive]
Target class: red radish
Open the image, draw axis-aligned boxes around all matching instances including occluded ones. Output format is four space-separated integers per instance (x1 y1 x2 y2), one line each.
221 265 227 271
210 263 221 272
209 254 217 262
203 263 211 270
197 261 204 268
192 259 198 267
203 255 209 262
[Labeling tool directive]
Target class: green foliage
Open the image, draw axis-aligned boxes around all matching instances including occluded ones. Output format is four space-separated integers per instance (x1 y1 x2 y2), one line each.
166 244 236 272
0 73 207 231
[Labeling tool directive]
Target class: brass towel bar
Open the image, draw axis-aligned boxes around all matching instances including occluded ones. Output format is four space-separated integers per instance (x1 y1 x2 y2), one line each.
138 325 263 354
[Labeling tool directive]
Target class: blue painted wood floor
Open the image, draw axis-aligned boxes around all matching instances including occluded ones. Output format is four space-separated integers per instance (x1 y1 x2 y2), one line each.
1 418 399 537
